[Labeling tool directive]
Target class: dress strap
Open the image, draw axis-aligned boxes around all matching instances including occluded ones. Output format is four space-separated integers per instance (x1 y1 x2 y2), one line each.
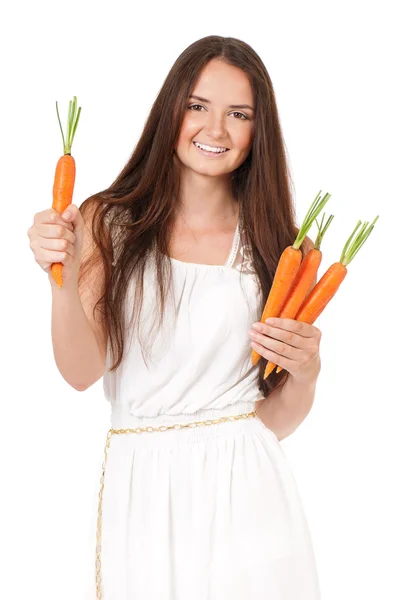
225 216 242 267
230 220 258 275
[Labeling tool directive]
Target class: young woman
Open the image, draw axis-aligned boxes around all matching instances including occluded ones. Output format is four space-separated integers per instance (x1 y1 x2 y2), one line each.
29 35 322 599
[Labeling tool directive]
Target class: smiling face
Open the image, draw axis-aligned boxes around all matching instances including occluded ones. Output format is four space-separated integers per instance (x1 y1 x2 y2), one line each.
174 59 255 178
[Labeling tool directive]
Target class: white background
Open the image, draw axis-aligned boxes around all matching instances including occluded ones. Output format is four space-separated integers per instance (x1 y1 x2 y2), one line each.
1 0 397 598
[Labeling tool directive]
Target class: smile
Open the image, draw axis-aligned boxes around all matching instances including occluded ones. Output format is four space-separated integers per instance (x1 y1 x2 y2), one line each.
193 141 230 157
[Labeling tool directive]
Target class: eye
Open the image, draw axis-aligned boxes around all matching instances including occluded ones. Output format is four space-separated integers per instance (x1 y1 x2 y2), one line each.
187 104 249 120
232 111 249 120
188 104 205 112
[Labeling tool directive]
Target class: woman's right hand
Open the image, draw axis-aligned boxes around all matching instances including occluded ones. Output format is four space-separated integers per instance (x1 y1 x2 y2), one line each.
27 204 85 288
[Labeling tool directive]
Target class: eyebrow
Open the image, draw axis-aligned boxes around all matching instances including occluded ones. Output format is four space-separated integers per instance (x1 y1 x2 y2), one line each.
189 94 255 112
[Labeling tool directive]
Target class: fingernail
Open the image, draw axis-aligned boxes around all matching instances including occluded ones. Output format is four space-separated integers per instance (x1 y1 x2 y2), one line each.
252 323 261 330
62 211 71 219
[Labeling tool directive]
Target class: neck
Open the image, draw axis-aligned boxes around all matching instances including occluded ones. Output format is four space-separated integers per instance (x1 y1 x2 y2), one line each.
175 168 239 228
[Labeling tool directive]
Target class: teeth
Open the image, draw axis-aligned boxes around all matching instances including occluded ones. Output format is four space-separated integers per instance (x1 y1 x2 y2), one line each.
194 142 228 153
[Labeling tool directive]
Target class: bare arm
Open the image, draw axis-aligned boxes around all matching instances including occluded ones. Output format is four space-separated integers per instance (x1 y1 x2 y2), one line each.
49 281 107 390
48 203 109 390
255 234 319 440
256 372 319 441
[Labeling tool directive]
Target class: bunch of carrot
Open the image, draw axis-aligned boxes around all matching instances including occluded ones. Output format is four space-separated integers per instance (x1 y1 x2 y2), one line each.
251 190 331 367
250 190 379 380
259 210 334 378
51 96 82 288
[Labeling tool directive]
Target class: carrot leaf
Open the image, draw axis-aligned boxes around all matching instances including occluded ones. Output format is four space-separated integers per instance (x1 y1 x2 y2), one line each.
67 100 73 150
55 101 66 154
57 96 82 155
293 190 332 250
314 212 334 249
70 107 82 148
340 216 379 266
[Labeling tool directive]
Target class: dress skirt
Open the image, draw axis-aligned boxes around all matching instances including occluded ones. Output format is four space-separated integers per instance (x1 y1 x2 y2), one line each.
94 400 321 599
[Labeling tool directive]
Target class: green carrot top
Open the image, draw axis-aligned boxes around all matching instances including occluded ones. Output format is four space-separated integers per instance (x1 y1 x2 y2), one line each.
56 95 82 155
340 216 379 266
293 190 332 250
314 212 334 249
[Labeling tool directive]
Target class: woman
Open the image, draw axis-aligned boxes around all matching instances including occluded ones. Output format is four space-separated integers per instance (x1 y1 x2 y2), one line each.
29 35 322 599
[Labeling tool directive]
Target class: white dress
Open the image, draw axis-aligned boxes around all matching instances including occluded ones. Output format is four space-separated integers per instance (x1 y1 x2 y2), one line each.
98 216 322 599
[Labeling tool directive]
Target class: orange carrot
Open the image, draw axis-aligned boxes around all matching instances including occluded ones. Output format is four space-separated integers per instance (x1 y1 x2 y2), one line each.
50 96 82 288
266 215 379 378
296 216 379 321
263 212 334 378
295 262 347 323
251 191 332 366
251 246 302 366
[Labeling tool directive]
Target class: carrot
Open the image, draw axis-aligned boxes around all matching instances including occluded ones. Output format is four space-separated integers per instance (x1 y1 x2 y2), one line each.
50 96 82 288
251 246 302 366
266 216 379 378
263 212 334 379
295 262 347 322
251 190 332 366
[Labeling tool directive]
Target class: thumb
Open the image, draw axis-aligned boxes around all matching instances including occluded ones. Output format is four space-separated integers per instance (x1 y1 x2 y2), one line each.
62 204 83 230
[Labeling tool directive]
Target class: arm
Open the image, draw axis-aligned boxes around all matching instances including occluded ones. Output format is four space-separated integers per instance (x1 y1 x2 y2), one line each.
254 234 320 440
255 370 319 441
49 281 107 390
48 203 109 391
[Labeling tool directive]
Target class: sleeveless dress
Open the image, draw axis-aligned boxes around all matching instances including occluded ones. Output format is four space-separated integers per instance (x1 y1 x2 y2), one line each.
98 216 322 599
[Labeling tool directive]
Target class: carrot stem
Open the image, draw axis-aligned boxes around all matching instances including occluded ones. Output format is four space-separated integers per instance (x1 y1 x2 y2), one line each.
292 191 332 249
55 101 66 153
314 212 334 249
56 95 82 155
340 216 379 266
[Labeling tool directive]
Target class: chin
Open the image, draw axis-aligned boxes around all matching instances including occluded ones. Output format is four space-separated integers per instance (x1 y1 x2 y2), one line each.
174 150 239 176
190 164 232 177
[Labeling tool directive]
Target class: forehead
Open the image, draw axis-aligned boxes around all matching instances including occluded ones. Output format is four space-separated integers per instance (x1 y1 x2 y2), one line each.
192 59 253 104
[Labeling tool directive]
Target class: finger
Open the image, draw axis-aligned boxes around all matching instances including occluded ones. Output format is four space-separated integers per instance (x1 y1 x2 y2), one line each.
249 330 301 360
251 322 304 350
31 230 75 259
265 317 315 338
51 211 74 231
37 247 72 265
37 223 76 245
250 341 294 371
52 237 75 257
34 209 74 231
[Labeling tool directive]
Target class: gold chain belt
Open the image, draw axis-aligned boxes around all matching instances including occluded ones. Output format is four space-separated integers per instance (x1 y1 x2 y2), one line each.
95 409 258 599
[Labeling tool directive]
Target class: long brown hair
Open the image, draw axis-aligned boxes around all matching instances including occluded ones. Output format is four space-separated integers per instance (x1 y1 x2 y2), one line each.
79 35 308 398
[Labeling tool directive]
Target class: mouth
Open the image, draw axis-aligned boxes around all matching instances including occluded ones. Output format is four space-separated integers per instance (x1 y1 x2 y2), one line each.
193 141 230 157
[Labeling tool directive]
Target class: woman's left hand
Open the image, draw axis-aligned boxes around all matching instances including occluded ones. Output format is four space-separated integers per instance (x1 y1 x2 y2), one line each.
249 317 322 382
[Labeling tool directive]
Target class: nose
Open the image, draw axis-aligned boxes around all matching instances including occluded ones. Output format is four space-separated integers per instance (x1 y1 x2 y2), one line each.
204 111 228 140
